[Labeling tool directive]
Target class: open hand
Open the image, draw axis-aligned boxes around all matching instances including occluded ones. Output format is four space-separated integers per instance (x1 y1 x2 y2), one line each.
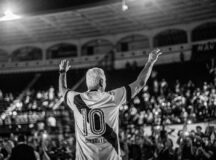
59 59 71 72
148 48 162 63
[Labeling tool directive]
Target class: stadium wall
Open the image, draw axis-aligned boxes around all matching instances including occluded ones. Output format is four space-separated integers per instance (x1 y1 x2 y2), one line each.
0 19 215 73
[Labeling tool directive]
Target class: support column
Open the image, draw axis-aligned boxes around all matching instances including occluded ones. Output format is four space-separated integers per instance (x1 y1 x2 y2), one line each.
42 48 46 61
77 41 82 57
149 36 154 49
187 29 192 44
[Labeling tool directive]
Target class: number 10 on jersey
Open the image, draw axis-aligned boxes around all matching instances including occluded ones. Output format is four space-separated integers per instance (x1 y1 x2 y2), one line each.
81 109 106 136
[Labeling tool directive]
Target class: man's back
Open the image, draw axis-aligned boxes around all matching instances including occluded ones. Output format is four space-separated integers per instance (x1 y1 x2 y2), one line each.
9 143 37 160
59 49 161 160
65 88 127 160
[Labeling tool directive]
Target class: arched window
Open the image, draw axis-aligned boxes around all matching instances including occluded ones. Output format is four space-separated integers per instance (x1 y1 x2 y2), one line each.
192 22 216 42
0 49 8 62
47 43 77 59
116 34 149 52
12 46 42 61
154 29 187 47
82 39 113 56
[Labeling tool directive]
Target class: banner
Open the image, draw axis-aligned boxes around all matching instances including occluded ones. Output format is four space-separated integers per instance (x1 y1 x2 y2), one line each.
192 41 216 61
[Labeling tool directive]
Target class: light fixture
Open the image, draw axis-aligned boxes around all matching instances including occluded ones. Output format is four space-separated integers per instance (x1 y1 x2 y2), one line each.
122 0 128 11
0 8 21 21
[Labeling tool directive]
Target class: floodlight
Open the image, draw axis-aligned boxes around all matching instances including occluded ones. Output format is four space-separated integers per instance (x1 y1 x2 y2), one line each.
0 8 21 21
122 0 128 11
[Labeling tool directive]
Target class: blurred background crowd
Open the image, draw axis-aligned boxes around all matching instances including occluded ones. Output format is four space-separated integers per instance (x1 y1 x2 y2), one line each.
0 0 216 160
120 76 216 128
0 67 216 160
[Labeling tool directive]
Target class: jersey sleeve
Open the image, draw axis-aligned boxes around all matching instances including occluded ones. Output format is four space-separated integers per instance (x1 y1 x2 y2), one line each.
64 89 77 111
110 85 132 106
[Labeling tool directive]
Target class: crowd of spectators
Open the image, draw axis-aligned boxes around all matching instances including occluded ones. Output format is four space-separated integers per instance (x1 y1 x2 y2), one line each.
120 77 216 129
0 73 216 159
0 86 59 113
0 124 216 160
0 86 73 135
119 125 216 160
0 133 75 160
117 75 216 160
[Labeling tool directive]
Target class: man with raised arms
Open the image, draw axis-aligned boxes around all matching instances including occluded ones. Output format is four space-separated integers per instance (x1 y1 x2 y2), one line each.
59 49 162 160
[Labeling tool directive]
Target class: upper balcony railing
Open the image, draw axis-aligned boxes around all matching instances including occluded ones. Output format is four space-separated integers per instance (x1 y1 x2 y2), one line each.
0 38 215 74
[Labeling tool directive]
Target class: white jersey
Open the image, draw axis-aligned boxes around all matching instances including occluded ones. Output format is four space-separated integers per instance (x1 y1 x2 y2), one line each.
64 86 130 160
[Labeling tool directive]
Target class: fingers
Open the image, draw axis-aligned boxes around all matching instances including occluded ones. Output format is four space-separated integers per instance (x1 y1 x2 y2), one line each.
66 60 70 67
66 60 71 69
59 60 65 67
59 59 70 70
153 48 162 56
67 64 72 71
60 59 71 71
157 51 162 56
60 59 69 66
59 61 63 68
62 59 67 65
155 48 161 54
60 60 65 66
150 48 159 54
155 48 160 53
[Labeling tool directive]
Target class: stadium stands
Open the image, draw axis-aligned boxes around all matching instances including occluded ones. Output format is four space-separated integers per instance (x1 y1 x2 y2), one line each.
0 0 216 159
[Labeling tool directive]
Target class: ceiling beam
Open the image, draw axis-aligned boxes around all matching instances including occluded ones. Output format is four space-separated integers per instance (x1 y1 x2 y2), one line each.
107 4 151 30
74 10 111 35
39 16 74 39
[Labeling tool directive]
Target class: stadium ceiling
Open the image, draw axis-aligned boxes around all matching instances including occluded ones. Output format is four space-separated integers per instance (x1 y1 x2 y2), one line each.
0 0 216 46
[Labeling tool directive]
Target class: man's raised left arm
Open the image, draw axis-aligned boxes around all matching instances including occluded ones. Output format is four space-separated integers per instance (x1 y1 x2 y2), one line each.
129 49 162 98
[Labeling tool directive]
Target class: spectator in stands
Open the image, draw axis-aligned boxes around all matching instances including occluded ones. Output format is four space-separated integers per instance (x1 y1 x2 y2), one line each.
3 140 14 160
141 135 156 160
119 130 129 160
196 126 205 137
155 130 174 160
9 135 37 160
195 135 214 160
0 139 8 160
211 140 216 160
128 136 142 160
178 136 195 160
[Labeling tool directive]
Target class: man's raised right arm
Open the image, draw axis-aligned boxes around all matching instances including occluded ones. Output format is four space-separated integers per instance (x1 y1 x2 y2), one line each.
59 59 71 97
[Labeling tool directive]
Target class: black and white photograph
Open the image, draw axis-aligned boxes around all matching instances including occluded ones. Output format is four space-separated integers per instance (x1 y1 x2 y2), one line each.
0 0 216 160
